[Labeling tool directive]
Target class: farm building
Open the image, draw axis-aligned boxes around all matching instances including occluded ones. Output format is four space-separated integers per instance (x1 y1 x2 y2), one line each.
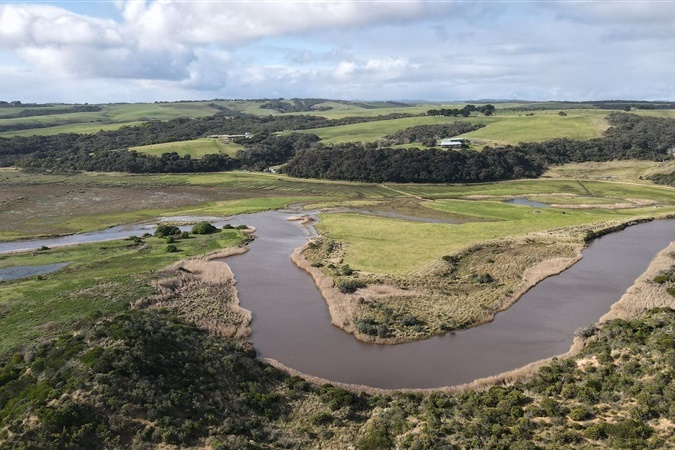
208 133 252 140
439 138 469 148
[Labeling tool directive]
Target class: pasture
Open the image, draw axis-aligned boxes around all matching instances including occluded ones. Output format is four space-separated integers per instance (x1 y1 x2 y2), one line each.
300 110 609 146
130 138 244 158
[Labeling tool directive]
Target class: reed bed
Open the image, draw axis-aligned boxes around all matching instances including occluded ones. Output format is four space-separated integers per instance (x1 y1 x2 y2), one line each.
132 246 252 338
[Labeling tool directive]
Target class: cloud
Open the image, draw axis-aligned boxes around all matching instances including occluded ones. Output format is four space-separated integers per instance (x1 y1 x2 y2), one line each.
0 1 673 102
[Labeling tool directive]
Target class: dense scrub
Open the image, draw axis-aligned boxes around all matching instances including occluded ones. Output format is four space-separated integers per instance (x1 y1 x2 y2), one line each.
283 143 544 183
651 172 675 187
1 307 673 448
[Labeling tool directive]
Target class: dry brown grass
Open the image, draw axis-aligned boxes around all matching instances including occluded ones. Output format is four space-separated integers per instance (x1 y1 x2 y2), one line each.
132 246 252 339
600 242 675 322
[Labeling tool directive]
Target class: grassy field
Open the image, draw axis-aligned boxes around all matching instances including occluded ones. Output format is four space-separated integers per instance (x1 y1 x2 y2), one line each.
317 178 675 275
130 138 244 158
387 178 675 201
300 110 609 146
0 228 248 353
545 159 675 183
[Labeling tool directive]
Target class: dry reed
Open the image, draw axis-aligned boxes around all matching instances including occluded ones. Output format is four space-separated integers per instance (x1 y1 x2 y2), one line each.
600 242 675 322
133 245 253 339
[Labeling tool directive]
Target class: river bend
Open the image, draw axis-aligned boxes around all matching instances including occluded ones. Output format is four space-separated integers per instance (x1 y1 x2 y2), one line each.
225 212 674 389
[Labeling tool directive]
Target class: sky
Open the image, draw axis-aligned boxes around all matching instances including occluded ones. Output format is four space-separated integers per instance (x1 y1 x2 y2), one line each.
0 0 674 103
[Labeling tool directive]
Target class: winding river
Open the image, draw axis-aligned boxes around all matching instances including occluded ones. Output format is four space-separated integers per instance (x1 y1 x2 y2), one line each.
1 211 673 389
224 212 675 389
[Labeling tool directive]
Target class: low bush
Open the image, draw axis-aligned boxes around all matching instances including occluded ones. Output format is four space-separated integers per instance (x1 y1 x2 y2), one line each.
337 280 365 294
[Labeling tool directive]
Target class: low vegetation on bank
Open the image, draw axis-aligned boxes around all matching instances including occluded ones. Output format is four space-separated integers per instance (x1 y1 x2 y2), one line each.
0 228 249 353
1 302 673 448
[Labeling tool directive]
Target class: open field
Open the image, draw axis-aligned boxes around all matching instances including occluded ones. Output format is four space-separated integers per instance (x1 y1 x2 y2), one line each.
387 178 675 201
316 203 672 276
545 159 675 183
301 110 609 146
130 138 244 158
0 228 248 352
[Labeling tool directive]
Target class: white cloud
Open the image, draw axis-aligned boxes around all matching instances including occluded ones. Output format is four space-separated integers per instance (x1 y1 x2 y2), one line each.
0 1 673 102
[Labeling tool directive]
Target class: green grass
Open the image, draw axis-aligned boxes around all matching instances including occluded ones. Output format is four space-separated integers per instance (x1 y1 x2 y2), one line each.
130 138 243 158
388 179 675 202
300 110 609 146
0 121 146 137
318 191 675 275
0 229 247 352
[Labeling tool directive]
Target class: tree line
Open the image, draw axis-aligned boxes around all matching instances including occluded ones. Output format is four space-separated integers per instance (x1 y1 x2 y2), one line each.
427 104 496 117
3 111 675 181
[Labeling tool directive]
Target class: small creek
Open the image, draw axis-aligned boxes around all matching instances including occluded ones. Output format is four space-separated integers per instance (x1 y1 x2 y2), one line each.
0 212 672 389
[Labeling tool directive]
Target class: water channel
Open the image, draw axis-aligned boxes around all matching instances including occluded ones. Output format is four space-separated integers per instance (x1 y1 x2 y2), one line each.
1 211 673 389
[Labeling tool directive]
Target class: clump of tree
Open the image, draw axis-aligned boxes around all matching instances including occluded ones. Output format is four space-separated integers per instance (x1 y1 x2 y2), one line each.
427 104 496 117
154 224 181 237
190 221 219 235
283 142 545 183
236 132 321 170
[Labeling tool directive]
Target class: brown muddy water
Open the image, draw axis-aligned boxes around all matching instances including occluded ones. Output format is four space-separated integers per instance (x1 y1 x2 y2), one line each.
224 212 675 389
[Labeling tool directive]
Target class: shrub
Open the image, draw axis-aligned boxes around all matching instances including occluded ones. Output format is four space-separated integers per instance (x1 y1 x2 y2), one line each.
310 412 333 426
165 236 175 244
236 224 248 230
356 319 378 336
574 325 598 338
191 221 218 235
155 224 180 237
337 280 365 294
568 407 593 421
222 224 234 229
473 273 494 284
166 244 178 253
356 421 392 450
180 231 189 239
